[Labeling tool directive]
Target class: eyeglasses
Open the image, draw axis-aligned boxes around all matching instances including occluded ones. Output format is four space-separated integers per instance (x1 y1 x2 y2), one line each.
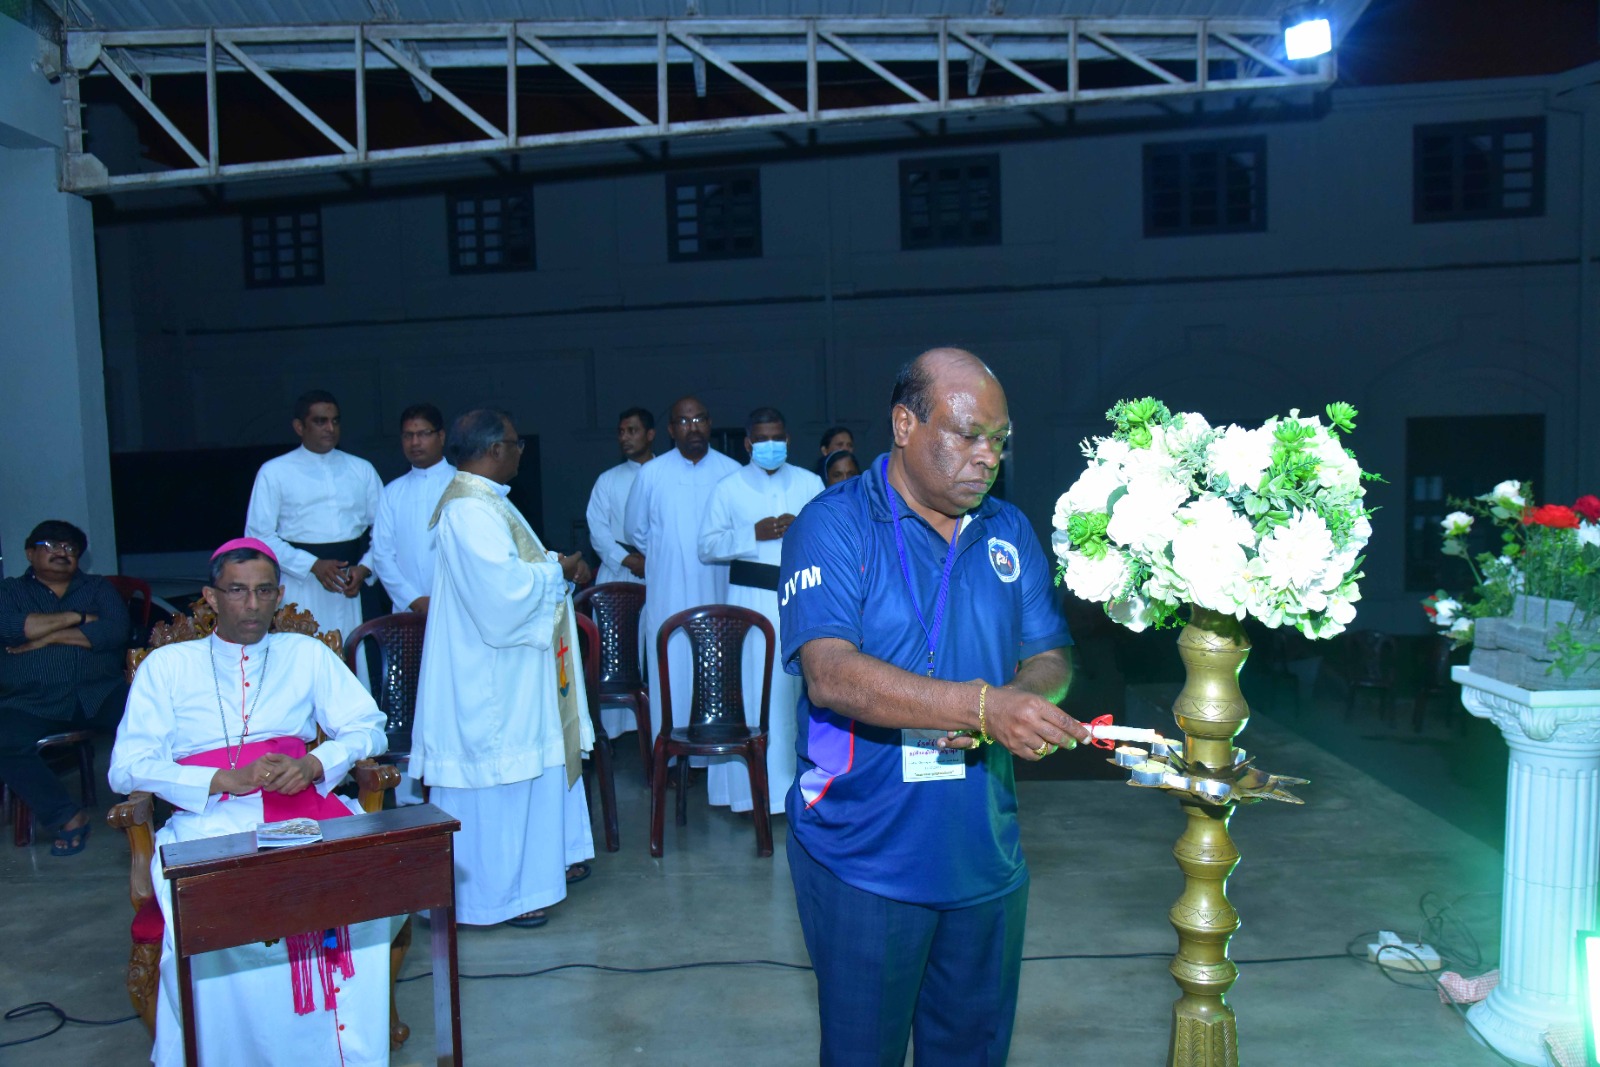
212 584 282 603
32 541 81 556
498 436 527 452
401 429 441 442
672 415 709 427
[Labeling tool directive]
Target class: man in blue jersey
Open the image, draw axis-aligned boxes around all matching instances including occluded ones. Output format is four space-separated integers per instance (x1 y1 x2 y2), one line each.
779 348 1091 1066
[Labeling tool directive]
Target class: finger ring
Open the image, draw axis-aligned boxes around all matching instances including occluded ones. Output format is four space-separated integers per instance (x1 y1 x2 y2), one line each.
1034 742 1050 757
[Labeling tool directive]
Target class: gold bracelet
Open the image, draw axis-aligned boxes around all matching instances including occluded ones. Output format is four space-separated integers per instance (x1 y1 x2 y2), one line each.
976 683 993 745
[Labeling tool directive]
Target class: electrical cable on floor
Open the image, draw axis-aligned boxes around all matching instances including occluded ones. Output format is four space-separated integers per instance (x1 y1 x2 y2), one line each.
0 1003 139 1050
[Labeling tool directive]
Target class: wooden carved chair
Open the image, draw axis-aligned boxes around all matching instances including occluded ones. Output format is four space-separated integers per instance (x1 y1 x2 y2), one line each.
109 601 412 1049
650 604 775 859
574 583 652 785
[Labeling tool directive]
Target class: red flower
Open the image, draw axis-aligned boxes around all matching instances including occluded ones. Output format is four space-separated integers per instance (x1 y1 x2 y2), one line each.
1574 495 1600 524
1524 504 1582 529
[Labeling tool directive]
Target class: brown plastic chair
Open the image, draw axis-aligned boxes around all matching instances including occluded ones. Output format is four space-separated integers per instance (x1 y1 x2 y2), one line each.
574 583 652 784
343 612 427 766
649 604 775 859
106 575 154 633
576 613 620 853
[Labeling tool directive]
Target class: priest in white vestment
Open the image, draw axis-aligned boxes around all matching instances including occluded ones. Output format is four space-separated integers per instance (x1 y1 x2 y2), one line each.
109 538 391 1067
698 408 823 814
411 408 596 928
371 402 455 615
623 396 740 749
245 391 383 685
586 406 655 588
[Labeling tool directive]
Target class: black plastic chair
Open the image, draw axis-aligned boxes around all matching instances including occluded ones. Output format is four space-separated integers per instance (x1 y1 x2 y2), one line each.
649 604 774 859
343 611 426 767
574 583 652 785
576 613 620 853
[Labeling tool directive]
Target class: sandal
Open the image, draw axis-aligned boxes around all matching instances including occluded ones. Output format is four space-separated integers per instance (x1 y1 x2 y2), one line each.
506 910 549 929
51 818 90 857
565 863 591 885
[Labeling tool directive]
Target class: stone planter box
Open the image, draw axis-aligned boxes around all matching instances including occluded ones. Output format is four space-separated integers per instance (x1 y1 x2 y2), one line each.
1470 596 1600 691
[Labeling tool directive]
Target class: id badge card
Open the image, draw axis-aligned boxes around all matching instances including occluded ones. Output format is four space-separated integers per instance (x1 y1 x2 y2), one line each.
901 729 967 783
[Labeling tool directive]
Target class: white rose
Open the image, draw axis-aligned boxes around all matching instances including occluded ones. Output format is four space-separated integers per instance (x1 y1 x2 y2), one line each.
1208 425 1273 493
1488 480 1525 508
1105 476 1189 553
1060 549 1131 604
1441 511 1474 538
1108 593 1158 633
1061 462 1125 518
1257 510 1336 592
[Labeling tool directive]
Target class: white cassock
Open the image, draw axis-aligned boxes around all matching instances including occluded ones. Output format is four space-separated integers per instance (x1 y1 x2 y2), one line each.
697 462 823 813
411 475 595 926
109 632 391 1067
623 447 741 748
586 459 647 588
371 459 456 613
585 457 648 739
245 447 383 683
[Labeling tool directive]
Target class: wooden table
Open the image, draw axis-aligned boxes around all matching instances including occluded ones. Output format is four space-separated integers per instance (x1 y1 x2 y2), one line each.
161 803 462 1066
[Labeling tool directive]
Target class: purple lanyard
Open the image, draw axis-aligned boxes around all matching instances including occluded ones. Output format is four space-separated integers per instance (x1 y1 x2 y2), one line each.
881 456 961 677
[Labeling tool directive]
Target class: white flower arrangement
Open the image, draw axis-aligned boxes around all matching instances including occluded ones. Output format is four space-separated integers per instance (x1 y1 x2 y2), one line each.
1052 398 1375 639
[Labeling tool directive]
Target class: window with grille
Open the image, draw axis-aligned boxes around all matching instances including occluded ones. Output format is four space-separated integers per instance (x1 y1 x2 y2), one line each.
1413 118 1545 223
667 171 762 262
899 155 1001 250
449 191 536 273
243 209 323 287
1143 138 1267 237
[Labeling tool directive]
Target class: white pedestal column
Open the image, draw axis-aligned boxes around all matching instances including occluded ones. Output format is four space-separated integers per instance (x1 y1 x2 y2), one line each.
1454 667 1600 1066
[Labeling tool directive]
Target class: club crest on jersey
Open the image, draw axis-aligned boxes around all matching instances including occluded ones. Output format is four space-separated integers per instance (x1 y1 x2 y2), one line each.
987 537 1020 583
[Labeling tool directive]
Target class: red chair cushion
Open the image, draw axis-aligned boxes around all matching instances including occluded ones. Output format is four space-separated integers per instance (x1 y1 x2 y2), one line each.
131 898 164 944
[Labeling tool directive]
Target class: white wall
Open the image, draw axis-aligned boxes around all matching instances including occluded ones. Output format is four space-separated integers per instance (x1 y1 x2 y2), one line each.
94 65 1600 630
0 17 116 577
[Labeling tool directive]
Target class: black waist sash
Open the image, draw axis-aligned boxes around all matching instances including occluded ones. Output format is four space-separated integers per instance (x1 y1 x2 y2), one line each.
287 528 372 562
729 559 780 592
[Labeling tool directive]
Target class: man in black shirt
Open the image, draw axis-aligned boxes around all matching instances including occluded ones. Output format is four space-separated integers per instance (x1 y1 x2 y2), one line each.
0 520 129 855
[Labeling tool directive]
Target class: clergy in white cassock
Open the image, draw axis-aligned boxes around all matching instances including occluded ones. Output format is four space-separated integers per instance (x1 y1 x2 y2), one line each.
623 395 741 751
371 402 455 615
109 538 393 1067
698 407 823 814
584 406 655 740
411 408 597 929
245 390 383 686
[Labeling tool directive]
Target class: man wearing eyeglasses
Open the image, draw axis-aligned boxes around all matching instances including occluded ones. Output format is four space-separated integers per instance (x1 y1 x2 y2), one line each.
623 396 741 750
371 402 455 616
0 520 130 856
245 389 383 684
412 408 596 929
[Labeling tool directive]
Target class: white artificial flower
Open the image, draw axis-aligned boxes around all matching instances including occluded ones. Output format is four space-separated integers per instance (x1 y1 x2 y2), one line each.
1441 511 1474 538
1326 582 1361 626
1168 495 1257 615
1447 616 1474 641
1142 557 1189 606
1257 510 1336 592
1095 438 1132 467
1121 425 1184 486
1108 593 1158 633
1061 461 1125 518
1580 523 1600 549
1487 480 1525 508
1167 411 1213 452
1208 424 1273 493
1059 549 1131 604
1105 476 1189 553
1312 433 1362 492
1431 597 1461 626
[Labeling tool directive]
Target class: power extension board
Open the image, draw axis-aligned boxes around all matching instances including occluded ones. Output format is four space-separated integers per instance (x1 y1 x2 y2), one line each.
1367 931 1441 972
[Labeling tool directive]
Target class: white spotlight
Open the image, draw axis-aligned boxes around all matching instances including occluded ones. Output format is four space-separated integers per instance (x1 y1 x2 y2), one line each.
1282 3 1333 61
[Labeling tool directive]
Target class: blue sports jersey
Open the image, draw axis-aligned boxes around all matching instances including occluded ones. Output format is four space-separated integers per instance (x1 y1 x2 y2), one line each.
778 454 1073 908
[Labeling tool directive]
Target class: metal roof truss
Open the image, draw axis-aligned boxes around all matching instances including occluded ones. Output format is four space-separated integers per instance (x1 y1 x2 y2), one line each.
61 17 1333 193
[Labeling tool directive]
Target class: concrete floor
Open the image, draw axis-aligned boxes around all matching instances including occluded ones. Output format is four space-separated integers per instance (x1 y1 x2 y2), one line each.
0 709 1510 1066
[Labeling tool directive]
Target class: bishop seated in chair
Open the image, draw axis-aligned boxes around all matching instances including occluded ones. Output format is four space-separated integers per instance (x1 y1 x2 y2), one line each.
109 538 393 1067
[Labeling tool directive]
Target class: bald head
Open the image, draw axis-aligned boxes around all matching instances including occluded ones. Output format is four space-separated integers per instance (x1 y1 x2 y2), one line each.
891 347 1001 423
